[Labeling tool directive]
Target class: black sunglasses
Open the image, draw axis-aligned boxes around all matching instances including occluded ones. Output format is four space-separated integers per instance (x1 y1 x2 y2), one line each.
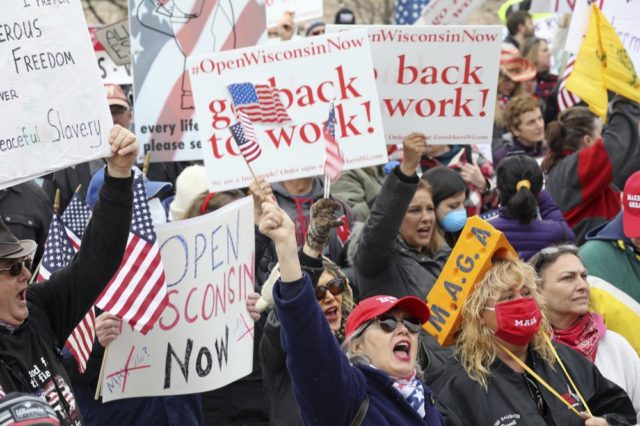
0 258 32 277
360 315 422 336
315 277 346 300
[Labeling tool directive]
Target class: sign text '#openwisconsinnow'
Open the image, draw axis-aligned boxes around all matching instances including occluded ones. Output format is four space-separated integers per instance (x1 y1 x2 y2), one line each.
196 36 365 76
368 28 499 43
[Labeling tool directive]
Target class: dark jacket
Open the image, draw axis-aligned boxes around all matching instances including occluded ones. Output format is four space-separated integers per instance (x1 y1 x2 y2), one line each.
492 137 547 169
0 181 53 266
0 172 133 426
354 168 450 299
274 273 444 425
431 344 636 426
483 191 575 260
545 97 640 244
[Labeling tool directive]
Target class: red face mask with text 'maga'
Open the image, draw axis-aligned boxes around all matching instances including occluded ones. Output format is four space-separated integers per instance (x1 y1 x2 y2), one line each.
485 298 542 346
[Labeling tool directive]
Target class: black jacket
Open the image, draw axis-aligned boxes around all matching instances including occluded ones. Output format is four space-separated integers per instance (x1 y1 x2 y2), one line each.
431 343 636 426
0 171 132 425
353 167 450 299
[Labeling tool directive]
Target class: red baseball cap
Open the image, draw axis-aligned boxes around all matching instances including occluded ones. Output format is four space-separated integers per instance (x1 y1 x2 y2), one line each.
623 171 640 238
345 295 430 339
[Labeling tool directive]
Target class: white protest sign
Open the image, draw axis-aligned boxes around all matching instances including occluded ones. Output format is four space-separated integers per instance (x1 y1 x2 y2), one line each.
414 0 484 25
129 0 267 162
328 25 501 145
187 29 388 192
266 0 323 28
95 19 131 66
101 197 255 401
0 1 112 190
90 27 132 85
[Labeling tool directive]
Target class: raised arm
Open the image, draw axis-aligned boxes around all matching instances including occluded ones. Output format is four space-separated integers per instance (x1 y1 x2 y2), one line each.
354 133 426 278
28 125 138 344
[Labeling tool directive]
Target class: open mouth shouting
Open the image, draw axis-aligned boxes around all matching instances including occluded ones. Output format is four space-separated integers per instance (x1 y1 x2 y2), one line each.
393 339 412 362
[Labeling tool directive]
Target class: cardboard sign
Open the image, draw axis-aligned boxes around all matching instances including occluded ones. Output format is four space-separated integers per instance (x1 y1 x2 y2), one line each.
414 0 484 25
90 27 132 85
266 0 323 28
187 29 388 192
95 19 131 66
101 197 255 401
0 0 112 190
425 216 517 347
327 25 501 145
128 0 267 162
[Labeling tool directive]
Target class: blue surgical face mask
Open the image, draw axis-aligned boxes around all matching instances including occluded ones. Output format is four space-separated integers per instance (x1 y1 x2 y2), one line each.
440 208 467 232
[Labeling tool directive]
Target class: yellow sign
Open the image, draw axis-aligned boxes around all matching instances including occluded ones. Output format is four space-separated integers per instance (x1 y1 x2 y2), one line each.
424 216 517 346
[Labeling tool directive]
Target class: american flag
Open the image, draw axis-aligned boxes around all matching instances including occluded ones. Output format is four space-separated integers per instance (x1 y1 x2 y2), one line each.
95 174 167 334
38 213 96 373
323 103 343 183
227 82 291 124
230 112 262 163
61 193 92 250
558 58 582 112
395 0 431 25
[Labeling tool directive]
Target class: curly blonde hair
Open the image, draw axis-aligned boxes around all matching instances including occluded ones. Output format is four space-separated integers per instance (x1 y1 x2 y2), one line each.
457 259 555 390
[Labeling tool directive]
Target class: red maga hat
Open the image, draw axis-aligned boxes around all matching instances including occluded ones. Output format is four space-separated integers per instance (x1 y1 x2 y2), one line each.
345 295 430 339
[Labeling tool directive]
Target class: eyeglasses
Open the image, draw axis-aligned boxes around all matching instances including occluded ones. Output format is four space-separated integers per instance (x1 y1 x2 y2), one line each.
359 315 422 336
532 244 579 272
0 258 32 277
315 277 346 300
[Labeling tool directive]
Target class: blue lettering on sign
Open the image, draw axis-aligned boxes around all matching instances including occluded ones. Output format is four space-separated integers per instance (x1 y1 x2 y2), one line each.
444 281 463 301
428 304 451 332
226 211 240 263
471 227 491 247
194 233 206 279
210 225 223 272
456 254 475 273
159 234 188 287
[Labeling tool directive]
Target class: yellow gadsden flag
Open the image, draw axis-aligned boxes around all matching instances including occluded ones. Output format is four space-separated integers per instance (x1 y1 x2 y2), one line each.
566 4 640 121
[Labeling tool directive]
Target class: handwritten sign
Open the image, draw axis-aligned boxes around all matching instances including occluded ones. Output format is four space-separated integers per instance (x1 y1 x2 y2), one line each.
187 29 388 192
414 0 485 25
90 27 132 85
327 25 501 145
95 19 131 66
128 0 267 162
266 0 323 28
0 0 112 190
101 197 255 401
425 216 517 346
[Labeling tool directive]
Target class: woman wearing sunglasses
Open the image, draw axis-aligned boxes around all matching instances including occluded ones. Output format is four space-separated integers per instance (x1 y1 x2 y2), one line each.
530 245 640 423
259 198 443 425
431 259 635 426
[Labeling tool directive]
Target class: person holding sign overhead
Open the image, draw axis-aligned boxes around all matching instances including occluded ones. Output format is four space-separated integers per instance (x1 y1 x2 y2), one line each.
257 198 444 425
353 133 450 300
430 258 635 425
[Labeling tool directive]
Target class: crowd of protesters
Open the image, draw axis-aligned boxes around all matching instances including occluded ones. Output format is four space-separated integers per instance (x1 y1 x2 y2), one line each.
0 2 639 426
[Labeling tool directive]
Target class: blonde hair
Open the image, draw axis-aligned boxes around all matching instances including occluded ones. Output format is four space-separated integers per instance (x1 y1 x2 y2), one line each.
457 259 555 390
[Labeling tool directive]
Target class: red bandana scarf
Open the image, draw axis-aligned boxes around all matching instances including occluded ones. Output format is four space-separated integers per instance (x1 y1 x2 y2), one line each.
553 313 605 362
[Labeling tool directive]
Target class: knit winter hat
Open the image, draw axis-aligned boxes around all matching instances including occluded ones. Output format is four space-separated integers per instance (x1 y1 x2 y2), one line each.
169 165 209 221
0 393 59 425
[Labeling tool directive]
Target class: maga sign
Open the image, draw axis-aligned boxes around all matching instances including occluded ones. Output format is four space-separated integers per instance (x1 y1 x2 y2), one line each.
0 0 112 189
101 197 255 401
187 29 387 192
425 216 517 346
327 25 501 145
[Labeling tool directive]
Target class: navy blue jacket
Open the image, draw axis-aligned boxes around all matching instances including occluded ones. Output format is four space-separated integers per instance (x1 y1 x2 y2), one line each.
274 274 443 425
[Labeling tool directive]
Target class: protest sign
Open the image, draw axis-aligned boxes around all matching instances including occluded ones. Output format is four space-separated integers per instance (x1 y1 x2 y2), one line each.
187 29 388 192
0 0 112 190
328 25 501 145
414 0 484 25
95 19 131 66
266 0 323 28
90 27 132 85
129 0 267 162
425 216 517 346
101 197 255 401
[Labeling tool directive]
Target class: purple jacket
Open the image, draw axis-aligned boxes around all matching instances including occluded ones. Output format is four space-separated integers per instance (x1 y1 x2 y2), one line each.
482 191 575 260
